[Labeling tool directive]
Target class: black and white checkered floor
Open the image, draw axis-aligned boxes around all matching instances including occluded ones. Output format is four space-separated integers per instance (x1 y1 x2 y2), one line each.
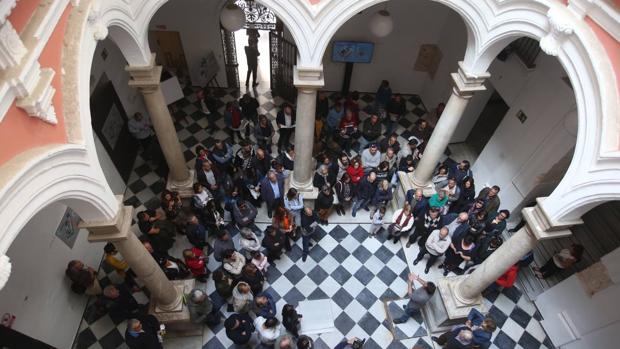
73 86 554 349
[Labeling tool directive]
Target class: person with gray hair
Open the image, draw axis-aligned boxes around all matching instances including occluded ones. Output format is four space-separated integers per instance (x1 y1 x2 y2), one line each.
239 227 262 258
260 170 284 218
313 164 335 190
432 327 474 349
102 284 141 320
125 315 163 349
187 288 214 325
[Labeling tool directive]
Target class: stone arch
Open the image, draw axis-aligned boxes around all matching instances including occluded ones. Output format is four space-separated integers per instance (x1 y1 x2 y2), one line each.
0 145 119 254
459 3 620 225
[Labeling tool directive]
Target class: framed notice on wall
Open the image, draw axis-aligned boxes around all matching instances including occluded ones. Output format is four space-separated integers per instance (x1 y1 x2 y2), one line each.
54 207 81 249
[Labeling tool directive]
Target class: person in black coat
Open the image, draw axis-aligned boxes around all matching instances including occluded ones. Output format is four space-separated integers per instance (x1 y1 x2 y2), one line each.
300 207 319 261
351 171 378 217
282 304 303 337
239 93 259 124
125 315 162 349
262 225 285 262
315 185 334 225
277 145 295 171
185 214 208 250
103 284 142 321
225 313 255 345
260 170 285 218
276 103 296 152
406 207 442 248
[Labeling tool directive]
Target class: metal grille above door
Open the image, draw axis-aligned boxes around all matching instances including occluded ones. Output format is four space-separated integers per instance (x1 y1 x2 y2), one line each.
220 27 240 89
269 30 297 103
235 0 277 30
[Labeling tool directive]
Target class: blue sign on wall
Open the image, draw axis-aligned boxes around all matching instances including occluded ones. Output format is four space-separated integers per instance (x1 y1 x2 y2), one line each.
332 41 375 63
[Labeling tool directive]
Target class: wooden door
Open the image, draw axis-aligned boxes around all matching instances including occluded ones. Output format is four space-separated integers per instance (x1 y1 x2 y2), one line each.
151 30 191 84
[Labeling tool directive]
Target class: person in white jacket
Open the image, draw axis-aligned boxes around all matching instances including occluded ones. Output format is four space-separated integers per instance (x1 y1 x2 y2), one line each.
254 316 281 346
387 202 415 243
232 281 254 313
222 249 246 277
413 227 452 273
239 228 261 258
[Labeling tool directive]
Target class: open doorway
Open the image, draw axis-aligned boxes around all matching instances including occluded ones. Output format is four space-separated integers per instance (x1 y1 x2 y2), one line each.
150 30 191 86
465 90 510 155
235 29 270 89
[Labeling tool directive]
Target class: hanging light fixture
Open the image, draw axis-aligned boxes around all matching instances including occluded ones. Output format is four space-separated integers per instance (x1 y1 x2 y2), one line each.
220 2 246 32
369 8 393 37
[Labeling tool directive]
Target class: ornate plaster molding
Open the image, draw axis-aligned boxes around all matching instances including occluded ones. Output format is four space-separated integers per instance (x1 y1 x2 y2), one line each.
125 54 162 93
540 7 575 56
569 0 620 43
87 0 108 40
0 21 27 71
15 68 58 124
0 0 16 24
293 65 324 89
451 61 490 98
0 254 11 290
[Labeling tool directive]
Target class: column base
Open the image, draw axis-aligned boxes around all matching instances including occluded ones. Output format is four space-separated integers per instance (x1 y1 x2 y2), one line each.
289 171 319 199
149 279 202 336
166 170 195 199
398 172 435 202
424 276 485 333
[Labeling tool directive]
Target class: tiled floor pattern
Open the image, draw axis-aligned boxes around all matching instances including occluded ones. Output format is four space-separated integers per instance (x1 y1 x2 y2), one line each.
73 86 554 349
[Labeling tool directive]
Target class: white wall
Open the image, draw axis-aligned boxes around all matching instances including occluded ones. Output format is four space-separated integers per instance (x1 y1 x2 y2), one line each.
322 0 466 94
149 0 227 87
91 38 148 194
0 202 104 348
471 53 577 213
418 9 468 109
536 246 620 349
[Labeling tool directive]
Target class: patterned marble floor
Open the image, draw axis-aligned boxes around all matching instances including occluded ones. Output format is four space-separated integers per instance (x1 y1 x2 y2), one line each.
72 86 554 349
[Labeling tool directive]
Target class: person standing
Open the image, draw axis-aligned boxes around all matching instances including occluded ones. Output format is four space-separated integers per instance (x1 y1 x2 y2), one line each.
315 185 334 226
413 227 452 273
187 289 215 325
128 112 154 158
276 104 296 152
260 170 285 218
393 273 436 324
125 315 163 349
245 38 260 88
225 313 255 346
533 243 584 279
301 207 319 262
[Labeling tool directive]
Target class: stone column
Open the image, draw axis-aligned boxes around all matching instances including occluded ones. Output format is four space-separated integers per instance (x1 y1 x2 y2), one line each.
424 203 573 332
411 62 490 189
126 54 194 197
81 197 183 311
289 66 324 196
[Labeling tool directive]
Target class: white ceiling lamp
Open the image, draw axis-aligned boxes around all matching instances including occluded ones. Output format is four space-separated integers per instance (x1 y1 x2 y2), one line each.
369 8 393 38
220 2 246 32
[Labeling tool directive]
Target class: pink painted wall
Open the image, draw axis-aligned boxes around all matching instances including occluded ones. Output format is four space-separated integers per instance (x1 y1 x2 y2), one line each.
7 0 40 33
0 4 71 165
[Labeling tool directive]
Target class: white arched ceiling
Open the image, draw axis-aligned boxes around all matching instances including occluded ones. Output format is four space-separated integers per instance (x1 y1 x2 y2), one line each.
2 0 619 270
76 0 620 224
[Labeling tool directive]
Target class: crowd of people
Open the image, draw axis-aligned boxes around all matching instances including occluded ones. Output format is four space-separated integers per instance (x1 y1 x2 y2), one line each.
65 79 586 349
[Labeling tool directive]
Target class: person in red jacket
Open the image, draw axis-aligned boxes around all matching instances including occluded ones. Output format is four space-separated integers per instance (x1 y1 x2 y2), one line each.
484 264 519 295
338 109 359 155
183 248 209 282
346 158 364 191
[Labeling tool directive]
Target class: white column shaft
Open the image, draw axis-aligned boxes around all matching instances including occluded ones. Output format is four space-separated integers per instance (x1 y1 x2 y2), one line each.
113 230 180 307
291 88 318 191
456 226 538 302
141 87 190 183
412 89 471 187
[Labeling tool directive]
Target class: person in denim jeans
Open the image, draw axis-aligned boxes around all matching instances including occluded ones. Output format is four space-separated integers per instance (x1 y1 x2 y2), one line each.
351 172 377 217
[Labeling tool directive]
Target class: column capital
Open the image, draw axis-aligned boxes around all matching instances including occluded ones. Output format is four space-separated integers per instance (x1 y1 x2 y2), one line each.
126 53 162 92
522 199 580 240
79 195 134 242
293 65 324 90
451 61 490 98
